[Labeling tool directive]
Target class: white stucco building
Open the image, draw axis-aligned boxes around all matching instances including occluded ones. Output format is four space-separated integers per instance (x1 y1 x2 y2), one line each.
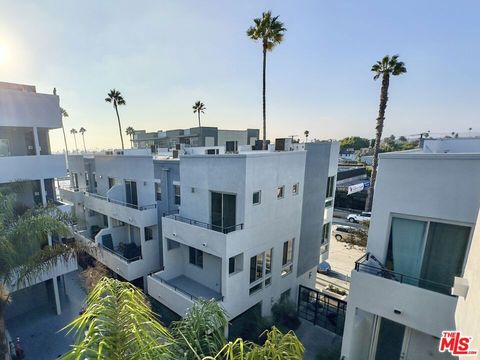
65 140 339 329
0 81 77 317
341 138 480 360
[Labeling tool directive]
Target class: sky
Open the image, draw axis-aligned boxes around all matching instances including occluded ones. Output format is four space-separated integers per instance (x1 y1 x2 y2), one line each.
0 0 479 151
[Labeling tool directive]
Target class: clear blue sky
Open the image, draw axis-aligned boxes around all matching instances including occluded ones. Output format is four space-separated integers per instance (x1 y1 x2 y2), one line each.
0 0 479 151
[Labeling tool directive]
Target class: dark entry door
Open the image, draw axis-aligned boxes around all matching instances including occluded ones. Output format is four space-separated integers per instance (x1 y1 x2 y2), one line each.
125 180 138 208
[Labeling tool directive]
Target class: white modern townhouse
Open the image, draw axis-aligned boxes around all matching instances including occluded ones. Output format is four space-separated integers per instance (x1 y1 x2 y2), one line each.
64 139 339 332
147 140 340 333
341 138 480 360
0 81 77 317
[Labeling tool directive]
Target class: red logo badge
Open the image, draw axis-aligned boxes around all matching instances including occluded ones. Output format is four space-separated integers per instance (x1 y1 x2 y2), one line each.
439 331 477 356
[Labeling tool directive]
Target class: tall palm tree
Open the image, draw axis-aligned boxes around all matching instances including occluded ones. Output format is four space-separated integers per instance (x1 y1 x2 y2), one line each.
125 126 135 148
105 89 126 150
247 11 286 150
192 101 206 128
0 192 84 359
365 55 406 212
60 108 69 156
79 127 87 152
70 128 78 152
61 278 304 359
304 130 309 143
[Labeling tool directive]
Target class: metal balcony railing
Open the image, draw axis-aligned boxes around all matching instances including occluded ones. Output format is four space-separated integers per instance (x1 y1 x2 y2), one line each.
163 212 243 234
152 276 223 302
84 191 157 211
354 252 454 296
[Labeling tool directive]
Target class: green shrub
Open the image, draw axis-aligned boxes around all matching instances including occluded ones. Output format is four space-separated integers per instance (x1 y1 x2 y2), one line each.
271 299 301 331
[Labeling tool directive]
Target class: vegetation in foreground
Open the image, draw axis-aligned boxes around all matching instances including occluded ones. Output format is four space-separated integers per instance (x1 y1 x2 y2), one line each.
61 277 304 359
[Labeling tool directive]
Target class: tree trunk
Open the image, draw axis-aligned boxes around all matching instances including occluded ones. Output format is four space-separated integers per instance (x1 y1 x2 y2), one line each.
82 135 86 152
198 112 201 128
73 135 78 152
365 73 390 211
115 104 125 150
262 45 267 150
61 121 69 168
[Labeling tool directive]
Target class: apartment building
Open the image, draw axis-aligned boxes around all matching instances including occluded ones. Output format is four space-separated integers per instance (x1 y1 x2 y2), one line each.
341 138 480 360
147 141 339 327
0 81 77 317
64 140 339 327
132 127 259 150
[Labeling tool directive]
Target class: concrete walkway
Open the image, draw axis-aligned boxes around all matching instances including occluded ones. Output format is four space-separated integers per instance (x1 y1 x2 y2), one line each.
296 319 342 360
6 271 86 360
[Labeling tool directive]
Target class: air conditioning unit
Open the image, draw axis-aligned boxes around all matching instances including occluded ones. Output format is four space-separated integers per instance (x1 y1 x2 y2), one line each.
226 141 238 153
254 140 270 150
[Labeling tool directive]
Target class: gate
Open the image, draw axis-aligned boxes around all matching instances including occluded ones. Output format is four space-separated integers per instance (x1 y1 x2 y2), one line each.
297 285 347 336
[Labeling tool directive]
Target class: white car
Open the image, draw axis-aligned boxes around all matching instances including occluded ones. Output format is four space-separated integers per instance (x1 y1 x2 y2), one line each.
347 211 371 223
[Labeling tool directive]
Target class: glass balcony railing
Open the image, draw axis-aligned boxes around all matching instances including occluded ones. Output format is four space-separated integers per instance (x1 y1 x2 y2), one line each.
84 191 156 210
162 210 243 234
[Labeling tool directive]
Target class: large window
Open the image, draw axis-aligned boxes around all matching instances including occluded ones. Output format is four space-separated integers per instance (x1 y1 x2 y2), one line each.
229 253 243 275
249 249 273 294
174 185 181 205
155 182 162 201
189 247 203 268
282 239 294 276
387 217 470 294
211 192 236 232
326 176 335 198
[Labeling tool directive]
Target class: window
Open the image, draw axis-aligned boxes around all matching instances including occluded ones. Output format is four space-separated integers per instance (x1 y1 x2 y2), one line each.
229 253 243 275
250 253 264 283
174 185 181 205
249 282 263 295
145 227 153 241
386 217 471 294
189 247 203 268
92 173 98 189
265 277 272 287
322 223 331 245
277 186 285 199
102 215 108 227
167 238 180 250
85 172 90 186
108 177 117 189
292 183 299 195
155 182 162 201
326 176 335 198
280 289 291 302
325 199 333 208
265 248 272 275
282 239 294 276
253 191 261 205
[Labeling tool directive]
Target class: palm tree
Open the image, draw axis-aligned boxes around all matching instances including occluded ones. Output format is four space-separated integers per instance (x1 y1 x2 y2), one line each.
70 128 78 152
365 55 406 211
79 127 87 152
247 11 286 150
125 126 135 148
304 130 309 143
61 278 304 359
60 108 69 156
105 89 126 150
0 192 84 359
192 101 206 128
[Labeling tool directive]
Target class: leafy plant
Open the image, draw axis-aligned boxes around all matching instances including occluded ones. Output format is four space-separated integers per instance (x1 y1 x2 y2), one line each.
271 299 300 331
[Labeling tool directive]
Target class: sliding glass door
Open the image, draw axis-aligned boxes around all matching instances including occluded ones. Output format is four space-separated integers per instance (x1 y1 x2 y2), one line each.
125 180 138 208
211 192 236 232
387 216 470 294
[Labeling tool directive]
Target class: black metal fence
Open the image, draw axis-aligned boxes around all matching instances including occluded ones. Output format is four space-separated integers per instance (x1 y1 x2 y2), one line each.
297 285 347 336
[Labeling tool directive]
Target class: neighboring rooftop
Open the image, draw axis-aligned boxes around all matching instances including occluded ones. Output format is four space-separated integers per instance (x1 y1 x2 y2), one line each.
0 81 36 93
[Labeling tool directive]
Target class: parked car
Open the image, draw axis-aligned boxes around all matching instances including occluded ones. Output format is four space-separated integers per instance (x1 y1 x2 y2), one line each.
347 211 371 223
317 261 331 274
332 225 357 241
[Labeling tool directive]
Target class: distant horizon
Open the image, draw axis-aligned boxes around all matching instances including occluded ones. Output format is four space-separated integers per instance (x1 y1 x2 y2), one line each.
0 0 478 151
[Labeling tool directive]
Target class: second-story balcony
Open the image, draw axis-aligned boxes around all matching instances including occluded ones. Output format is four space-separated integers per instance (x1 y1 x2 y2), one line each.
351 253 458 337
83 191 157 227
162 211 244 255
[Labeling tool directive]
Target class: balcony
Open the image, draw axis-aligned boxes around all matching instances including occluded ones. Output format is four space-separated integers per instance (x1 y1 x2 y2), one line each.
58 186 84 204
164 213 243 234
0 154 66 183
83 191 157 227
147 272 222 316
350 253 458 336
355 253 453 295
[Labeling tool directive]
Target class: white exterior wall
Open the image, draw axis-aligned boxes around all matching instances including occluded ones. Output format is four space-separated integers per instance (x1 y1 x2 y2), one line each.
217 130 249 146
455 212 480 358
342 148 480 360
